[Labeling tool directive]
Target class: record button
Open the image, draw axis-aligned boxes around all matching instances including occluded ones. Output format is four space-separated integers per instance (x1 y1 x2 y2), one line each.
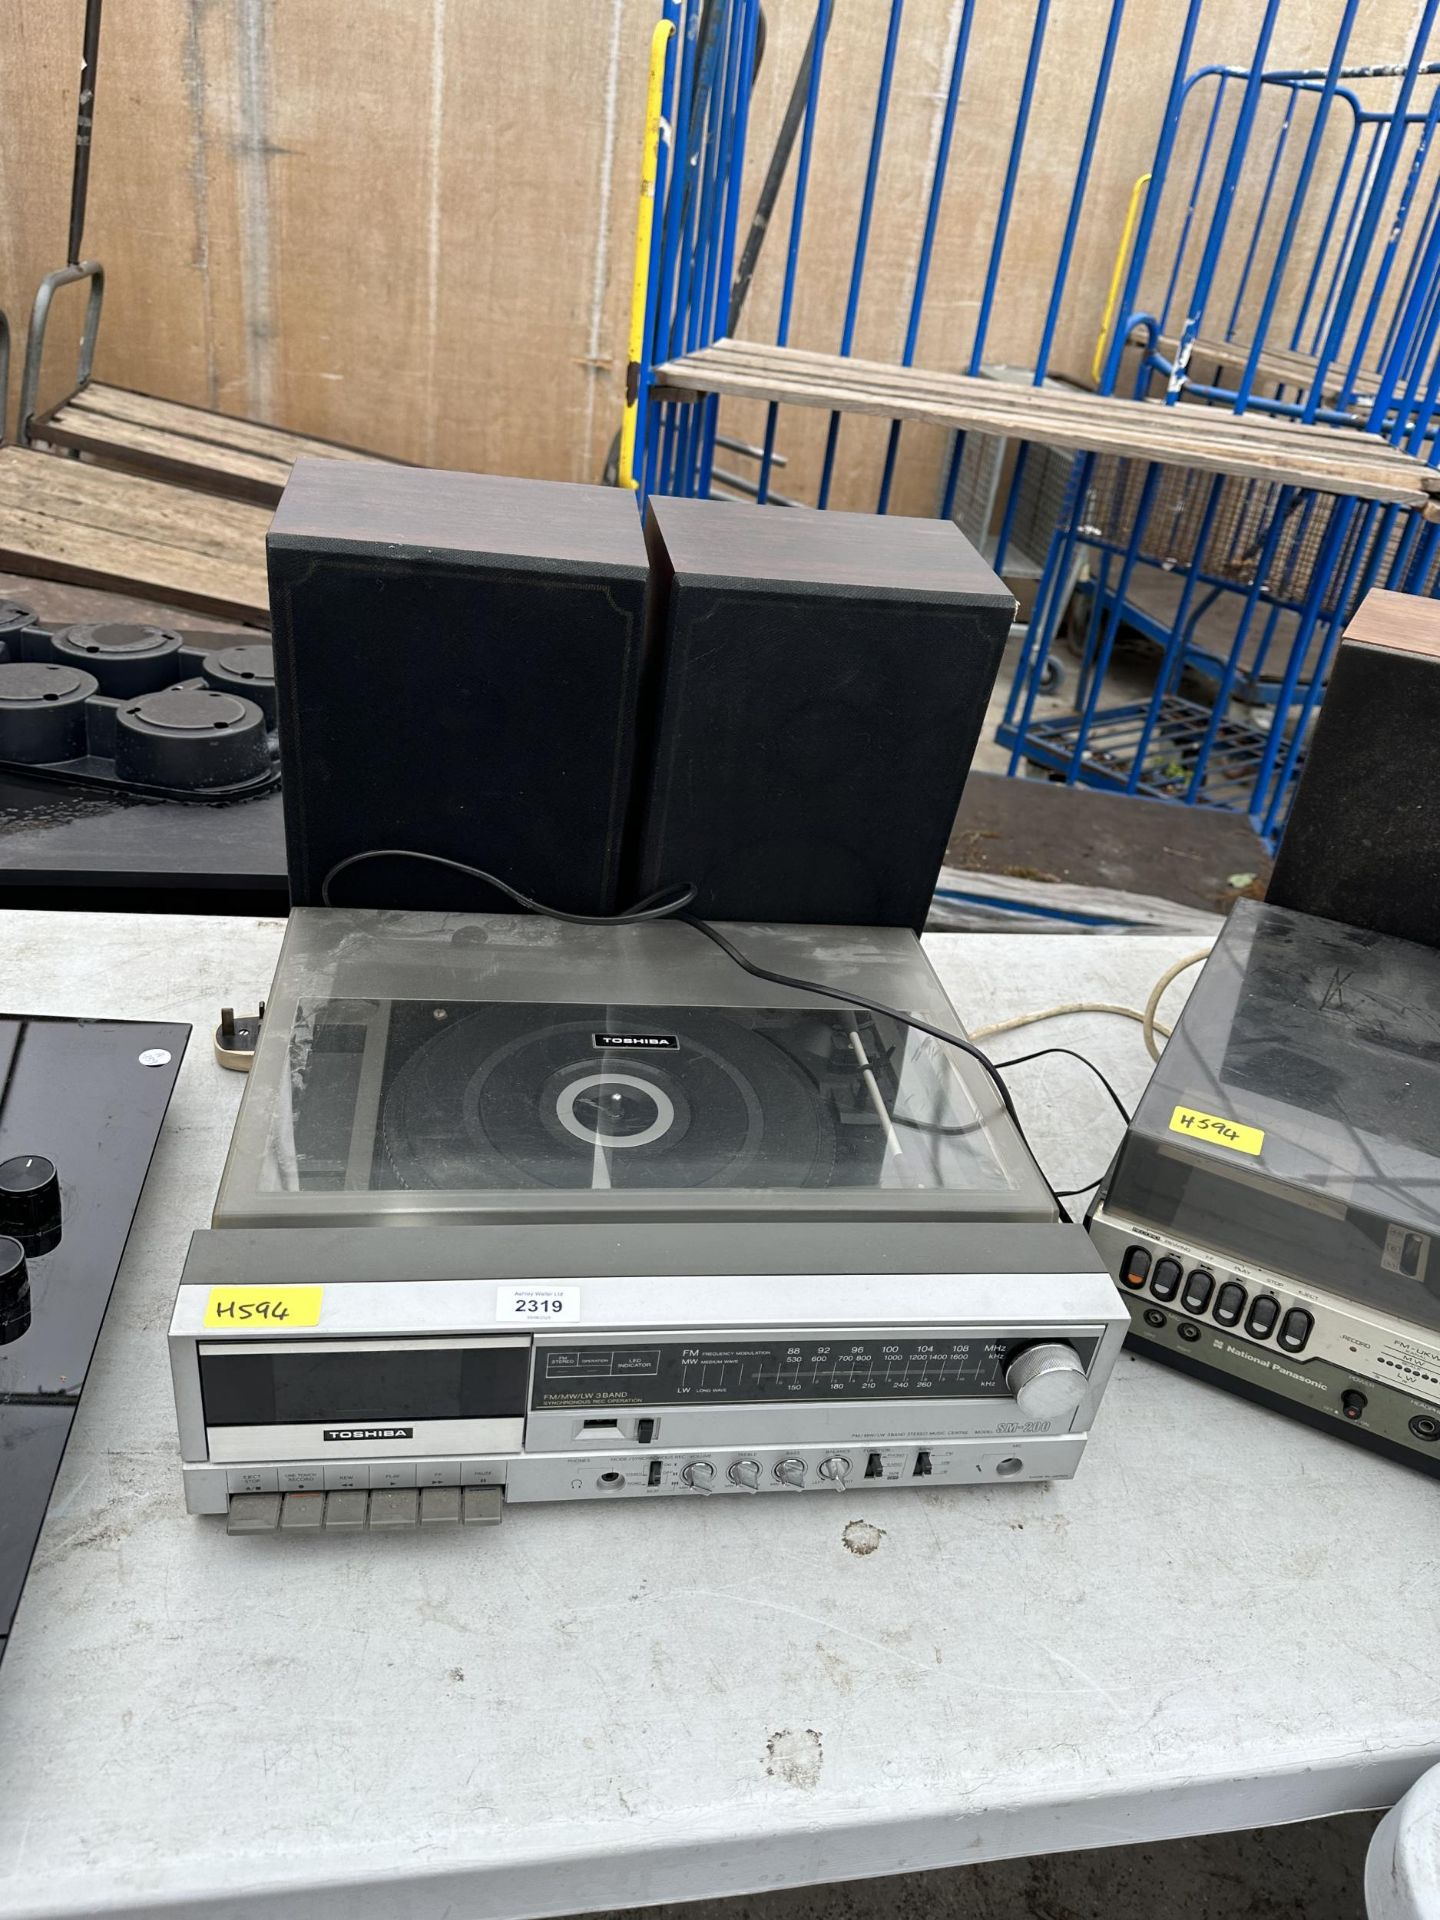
1245 1295 1280 1339
1213 1281 1246 1327
1149 1257 1181 1302
1121 1246 1151 1288
1278 1308 1313 1352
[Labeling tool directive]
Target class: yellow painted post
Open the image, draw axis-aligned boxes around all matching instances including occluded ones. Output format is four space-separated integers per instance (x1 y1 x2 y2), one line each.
1092 172 1152 387
620 19 676 491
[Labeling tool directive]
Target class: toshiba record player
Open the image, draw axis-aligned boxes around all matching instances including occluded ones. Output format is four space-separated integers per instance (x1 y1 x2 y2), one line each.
170 909 1126 1531
1089 900 1440 1474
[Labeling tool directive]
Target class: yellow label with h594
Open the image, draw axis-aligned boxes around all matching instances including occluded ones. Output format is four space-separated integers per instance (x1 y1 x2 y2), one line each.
1168 1105 1264 1156
204 1286 324 1329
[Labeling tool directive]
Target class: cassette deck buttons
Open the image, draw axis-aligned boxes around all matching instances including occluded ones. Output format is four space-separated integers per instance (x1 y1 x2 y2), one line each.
1181 1269 1214 1314
1278 1308 1313 1352
369 1489 419 1528
279 1492 325 1530
1213 1281 1246 1327
226 1493 281 1533
1121 1246 1151 1288
1149 1257 1182 1301
1245 1295 1280 1339
227 1467 278 1495
323 1490 368 1529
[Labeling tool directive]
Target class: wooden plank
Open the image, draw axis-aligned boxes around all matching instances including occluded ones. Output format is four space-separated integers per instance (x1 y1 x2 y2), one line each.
0 450 270 623
34 383 389 508
38 407 295 507
668 357 1427 499
65 386 381 464
697 340 1424 468
0 569 250 634
659 343 1436 507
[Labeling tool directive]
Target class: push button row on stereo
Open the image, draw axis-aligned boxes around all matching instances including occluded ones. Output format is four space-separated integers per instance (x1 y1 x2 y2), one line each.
226 1488 503 1533
1122 1246 1312 1352
226 1461 499 1495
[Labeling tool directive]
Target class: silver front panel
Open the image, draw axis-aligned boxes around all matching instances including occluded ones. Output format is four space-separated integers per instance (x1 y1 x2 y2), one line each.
181 1433 1090 1514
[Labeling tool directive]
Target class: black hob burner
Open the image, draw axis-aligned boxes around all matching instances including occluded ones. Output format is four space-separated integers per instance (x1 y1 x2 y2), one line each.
0 1013 188 1662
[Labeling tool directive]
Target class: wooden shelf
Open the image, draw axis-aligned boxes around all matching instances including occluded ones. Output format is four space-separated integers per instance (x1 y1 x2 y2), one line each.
655 338 1439 510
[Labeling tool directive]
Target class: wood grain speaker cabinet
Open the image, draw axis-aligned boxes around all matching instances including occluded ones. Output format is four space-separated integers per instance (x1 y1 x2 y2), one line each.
1268 588 1440 947
268 461 649 911
633 498 1014 928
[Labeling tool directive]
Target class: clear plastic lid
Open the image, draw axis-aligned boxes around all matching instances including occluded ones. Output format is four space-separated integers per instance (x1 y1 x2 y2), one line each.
1106 900 1440 1320
214 910 1057 1227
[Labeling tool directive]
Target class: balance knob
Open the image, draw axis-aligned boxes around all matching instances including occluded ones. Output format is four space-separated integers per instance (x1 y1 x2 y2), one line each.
818 1455 851 1490
681 1460 715 1493
775 1457 806 1488
1004 1342 1088 1419
0 1154 61 1252
728 1458 762 1491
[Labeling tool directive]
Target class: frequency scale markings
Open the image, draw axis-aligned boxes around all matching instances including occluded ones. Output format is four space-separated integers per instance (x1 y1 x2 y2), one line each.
529 1335 1091 1410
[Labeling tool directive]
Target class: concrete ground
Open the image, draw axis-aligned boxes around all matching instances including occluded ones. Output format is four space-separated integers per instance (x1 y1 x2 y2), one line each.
589 1811 1383 1920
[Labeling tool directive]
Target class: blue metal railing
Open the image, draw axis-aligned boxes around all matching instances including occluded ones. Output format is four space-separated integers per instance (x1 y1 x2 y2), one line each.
631 0 1440 846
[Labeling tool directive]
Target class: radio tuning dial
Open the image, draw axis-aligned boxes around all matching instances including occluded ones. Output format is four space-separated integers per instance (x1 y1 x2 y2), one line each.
1004 1342 1088 1419
775 1457 806 1488
681 1460 715 1493
728 1458 761 1491
818 1455 851 1490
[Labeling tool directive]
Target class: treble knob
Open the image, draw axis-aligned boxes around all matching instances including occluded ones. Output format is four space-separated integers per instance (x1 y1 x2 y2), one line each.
728 1458 762 1492
1003 1342 1088 1419
0 1154 61 1255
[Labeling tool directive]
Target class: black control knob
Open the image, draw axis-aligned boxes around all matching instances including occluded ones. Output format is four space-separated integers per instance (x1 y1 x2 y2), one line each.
0 1154 62 1254
0 1234 31 1344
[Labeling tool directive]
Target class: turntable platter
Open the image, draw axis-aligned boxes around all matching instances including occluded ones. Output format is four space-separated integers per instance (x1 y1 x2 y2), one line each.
381 1005 838 1190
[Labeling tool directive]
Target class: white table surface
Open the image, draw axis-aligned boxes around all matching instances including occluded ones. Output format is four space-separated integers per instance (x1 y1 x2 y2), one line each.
0 912 1435 1920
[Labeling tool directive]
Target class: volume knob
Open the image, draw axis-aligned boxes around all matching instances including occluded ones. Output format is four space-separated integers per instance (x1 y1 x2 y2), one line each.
0 1235 31 1344
1004 1342 1087 1419
0 1154 61 1254
681 1460 715 1492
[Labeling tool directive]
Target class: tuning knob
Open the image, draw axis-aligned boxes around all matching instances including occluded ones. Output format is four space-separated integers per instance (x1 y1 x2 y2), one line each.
0 1235 31 1344
728 1458 761 1491
0 1154 61 1254
681 1460 715 1493
775 1457 806 1488
1004 1342 1088 1419
818 1455 851 1490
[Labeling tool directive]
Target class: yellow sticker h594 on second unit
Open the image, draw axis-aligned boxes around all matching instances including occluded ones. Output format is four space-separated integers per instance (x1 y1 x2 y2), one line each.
204 1286 324 1329
1169 1105 1264 1156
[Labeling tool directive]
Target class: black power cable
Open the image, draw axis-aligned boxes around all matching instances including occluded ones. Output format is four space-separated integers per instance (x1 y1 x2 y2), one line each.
319 849 695 924
320 849 1134 1211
